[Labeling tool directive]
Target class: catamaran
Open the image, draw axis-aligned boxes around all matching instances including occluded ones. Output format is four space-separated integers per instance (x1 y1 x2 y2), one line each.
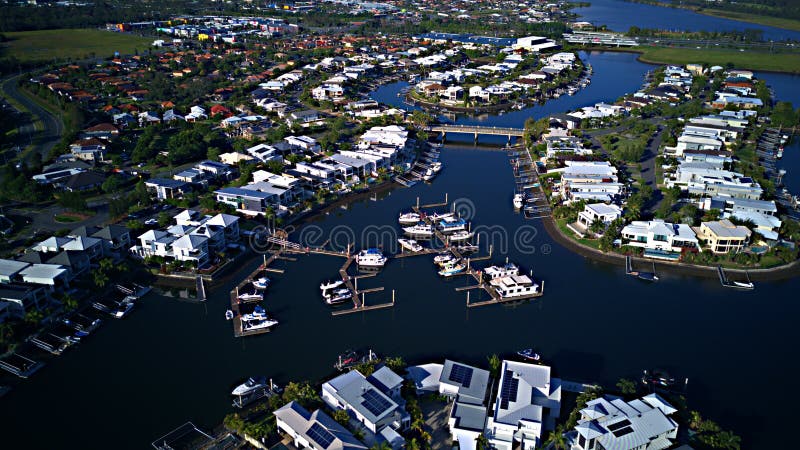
355 248 388 267
449 230 474 241
403 223 434 237
439 261 466 277
398 238 424 252
398 212 421 225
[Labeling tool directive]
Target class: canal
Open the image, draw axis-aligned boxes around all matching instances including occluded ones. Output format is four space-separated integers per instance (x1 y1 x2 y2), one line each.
573 0 800 42
1 52 798 449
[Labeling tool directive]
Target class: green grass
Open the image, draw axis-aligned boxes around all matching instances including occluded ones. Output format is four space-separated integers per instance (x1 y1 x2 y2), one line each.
695 9 800 33
635 46 800 74
0 29 152 64
555 218 603 250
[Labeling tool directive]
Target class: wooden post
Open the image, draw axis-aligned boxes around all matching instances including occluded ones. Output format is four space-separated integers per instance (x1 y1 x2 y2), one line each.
467 290 470 306
490 244 493 256
416 196 419 209
392 289 395 305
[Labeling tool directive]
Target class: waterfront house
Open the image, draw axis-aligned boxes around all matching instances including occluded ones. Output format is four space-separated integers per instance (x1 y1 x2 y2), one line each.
439 360 491 405
321 369 410 435
666 161 763 200
274 401 368 450
566 393 678 450
557 161 623 203
73 224 131 260
0 283 51 322
485 361 562 450
577 203 623 231
18 263 70 288
170 234 209 267
693 220 751 254
621 220 699 255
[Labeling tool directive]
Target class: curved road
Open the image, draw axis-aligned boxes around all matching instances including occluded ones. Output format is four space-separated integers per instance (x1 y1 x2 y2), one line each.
1 74 64 160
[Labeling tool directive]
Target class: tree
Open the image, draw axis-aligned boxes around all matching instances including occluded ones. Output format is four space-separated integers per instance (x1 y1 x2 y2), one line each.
370 442 391 450
332 409 350 427
616 378 637 396
543 424 568 450
476 434 490 450
487 354 501 378
62 294 78 311
589 217 605 235
24 310 44 325
57 191 88 212
92 268 109 288
102 175 123 194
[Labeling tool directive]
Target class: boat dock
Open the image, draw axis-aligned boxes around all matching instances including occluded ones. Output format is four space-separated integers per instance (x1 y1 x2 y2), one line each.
717 265 755 289
625 256 659 281
230 250 288 338
0 352 44 379
330 245 394 317
510 147 551 219
409 197 544 308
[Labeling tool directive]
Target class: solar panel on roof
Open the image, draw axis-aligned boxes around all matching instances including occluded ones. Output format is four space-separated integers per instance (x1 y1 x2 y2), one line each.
307 423 335 449
498 370 519 410
448 364 474 388
611 426 634 438
361 388 392 416
606 419 632 432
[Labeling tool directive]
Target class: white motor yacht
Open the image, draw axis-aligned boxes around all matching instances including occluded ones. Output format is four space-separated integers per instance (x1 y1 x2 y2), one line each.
355 248 388 267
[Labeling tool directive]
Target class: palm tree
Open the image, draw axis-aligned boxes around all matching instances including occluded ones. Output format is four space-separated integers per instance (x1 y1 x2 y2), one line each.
406 438 421 450
93 269 109 288
475 434 490 450
543 425 568 450
370 442 391 450
715 430 741 450
689 411 703 430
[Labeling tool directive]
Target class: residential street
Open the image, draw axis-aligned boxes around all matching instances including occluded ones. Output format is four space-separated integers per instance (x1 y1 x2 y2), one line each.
1 74 64 161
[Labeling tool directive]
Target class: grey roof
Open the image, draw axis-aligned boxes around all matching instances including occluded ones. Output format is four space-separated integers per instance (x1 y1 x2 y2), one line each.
71 225 101 237
215 187 274 200
47 250 88 268
576 395 678 450
367 366 404 394
0 259 30 278
18 252 47 264
146 178 189 189
451 401 488 432
325 370 399 425
91 224 130 240
439 360 491 405
19 264 68 283
274 401 367 450
64 171 106 189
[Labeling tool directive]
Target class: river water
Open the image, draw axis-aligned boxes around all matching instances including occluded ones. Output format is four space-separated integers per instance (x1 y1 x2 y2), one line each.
1 52 798 449
573 0 800 42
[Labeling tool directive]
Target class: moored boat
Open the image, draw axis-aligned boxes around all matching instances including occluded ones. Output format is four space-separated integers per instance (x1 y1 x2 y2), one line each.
439 217 467 232
238 291 263 302
449 230 474 241
252 277 270 290
517 348 541 361
241 317 278 332
320 279 345 291
403 223 434 237
513 193 524 209
356 248 388 267
325 288 353 305
398 238 424 252
438 262 466 277
232 376 268 397
398 212 421 225
434 253 457 266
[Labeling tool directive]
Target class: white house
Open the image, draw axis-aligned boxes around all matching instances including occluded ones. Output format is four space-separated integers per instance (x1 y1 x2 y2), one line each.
577 203 623 230
568 394 678 450
274 401 368 450
621 220 699 253
321 369 409 434
485 361 562 450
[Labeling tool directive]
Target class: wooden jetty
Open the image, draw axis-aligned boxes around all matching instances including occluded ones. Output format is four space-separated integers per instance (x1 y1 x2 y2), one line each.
331 245 393 316
625 256 659 282
717 265 755 290
230 251 285 338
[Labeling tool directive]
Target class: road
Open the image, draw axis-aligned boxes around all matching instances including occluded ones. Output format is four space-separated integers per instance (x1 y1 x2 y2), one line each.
1 74 64 161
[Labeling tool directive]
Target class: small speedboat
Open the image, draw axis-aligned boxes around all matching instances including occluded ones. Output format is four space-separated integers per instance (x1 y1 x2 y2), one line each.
398 238 423 252
733 281 755 289
642 369 676 388
238 291 263 302
326 288 353 305
517 348 541 361
439 262 466 277
423 168 436 181
434 253 456 266
513 193 524 209
241 317 278 331
232 376 268 396
429 211 455 221
320 279 345 291
225 309 234 320
252 277 270 290
449 230 474 241
430 161 442 173
398 212 421 225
